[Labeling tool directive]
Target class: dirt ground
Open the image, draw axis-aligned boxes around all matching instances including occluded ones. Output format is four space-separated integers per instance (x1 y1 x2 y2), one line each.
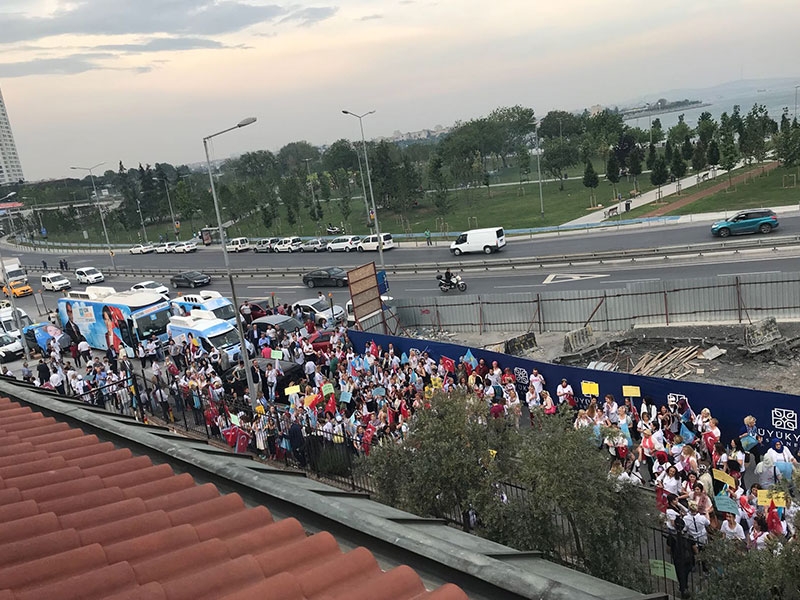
407 323 800 393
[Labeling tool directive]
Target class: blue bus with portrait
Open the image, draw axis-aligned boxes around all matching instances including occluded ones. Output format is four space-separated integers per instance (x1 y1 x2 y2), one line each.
57 287 171 355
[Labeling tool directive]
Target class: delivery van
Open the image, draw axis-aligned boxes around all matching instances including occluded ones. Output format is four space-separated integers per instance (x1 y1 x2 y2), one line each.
449 227 506 255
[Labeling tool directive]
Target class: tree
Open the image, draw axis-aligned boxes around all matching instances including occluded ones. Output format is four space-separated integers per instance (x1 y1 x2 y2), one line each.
277 141 319 176
681 136 693 161
582 161 599 206
775 126 800 166
516 145 531 191
667 114 693 147
628 147 643 192
323 139 359 174
395 154 423 212
318 173 332 203
691 142 707 172
670 149 687 179
707 139 721 167
487 105 536 164
739 103 776 164
650 118 665 144
650 155 669 195
646 143 657 170
605 153 621 199
664 140 673 164
539 110 583 140
427 154 452 217
370 140 399 211
279 176 304 228
541 138 579 190
719 113 740 186
696 112 718 146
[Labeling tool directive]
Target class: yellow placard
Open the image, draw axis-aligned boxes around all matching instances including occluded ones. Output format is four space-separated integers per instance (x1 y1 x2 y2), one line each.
488 449 497 460
303 394 318 407
712 468 736 488
581 381 599 396
758 489 787 508
284 385 301 396
622 385 641 398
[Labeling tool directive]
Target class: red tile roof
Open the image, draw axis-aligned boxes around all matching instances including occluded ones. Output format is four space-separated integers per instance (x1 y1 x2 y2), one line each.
0 397 468 600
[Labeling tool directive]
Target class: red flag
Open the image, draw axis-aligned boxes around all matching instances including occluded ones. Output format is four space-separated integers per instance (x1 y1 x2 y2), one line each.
387 407 395 425
235 429 251 454
362 423 377 455
400 401 410 420
440 356 455 373
655 487 668 514
767 500 782 535
308 393 324 410
464 362 473 376
325 394 337 416
369 341 379 357
349 362 359 378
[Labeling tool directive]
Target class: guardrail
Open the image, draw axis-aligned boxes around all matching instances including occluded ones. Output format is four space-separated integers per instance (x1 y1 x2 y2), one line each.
19 233 800 280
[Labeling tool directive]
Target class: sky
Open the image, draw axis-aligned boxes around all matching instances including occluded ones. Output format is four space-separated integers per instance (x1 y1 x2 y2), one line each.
1 0 799 181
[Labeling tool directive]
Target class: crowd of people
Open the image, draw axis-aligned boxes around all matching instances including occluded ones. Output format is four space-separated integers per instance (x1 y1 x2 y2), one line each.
6 307 799 598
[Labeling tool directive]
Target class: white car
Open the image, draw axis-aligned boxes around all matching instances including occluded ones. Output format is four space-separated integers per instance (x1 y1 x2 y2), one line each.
41 272 71 291
174 241 198 253
274 237 302 253
0 332 22 362
129 243 155 255
357 233 395 252
326 235 360 252
75 267 105 284
294 297 346 326
155 242 177 254
131 280 170 297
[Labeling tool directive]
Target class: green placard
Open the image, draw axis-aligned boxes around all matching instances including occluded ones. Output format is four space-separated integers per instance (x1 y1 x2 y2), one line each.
322 383 335 396
649 559 677 582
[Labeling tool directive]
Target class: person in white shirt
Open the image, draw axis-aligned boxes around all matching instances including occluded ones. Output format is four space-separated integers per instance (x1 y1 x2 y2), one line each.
766 438 797 465
720 512 746 541
529 368 545 398
657 465 682 496
683 502 710 545
556 378 573 406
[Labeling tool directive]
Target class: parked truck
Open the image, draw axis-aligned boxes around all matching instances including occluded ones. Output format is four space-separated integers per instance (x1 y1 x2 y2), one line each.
1 259 27 285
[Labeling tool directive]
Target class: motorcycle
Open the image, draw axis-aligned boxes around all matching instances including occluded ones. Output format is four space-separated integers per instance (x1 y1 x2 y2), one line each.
436 273 467 292
326 224 343 235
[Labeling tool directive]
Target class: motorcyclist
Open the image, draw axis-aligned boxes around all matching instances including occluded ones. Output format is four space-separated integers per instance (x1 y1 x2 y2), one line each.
444 268 453 287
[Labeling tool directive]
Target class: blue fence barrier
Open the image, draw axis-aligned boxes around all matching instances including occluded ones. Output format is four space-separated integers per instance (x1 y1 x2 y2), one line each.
348 331 800 454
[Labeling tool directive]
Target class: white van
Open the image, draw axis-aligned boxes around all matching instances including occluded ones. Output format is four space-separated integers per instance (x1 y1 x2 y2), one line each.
225 237 250 252
75 267 105 284
0 306 32 338
357 233 395 252
450 227 506 256
274 237 302 253
41 272 71 291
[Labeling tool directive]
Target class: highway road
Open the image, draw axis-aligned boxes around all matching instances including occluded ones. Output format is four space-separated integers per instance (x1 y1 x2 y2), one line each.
12 214 800 272
6 215 800 322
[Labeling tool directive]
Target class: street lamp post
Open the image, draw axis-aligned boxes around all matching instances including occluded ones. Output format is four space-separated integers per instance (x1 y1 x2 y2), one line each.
70 163 115 268
203 117 257 408
535 126 544 219
354 150 371 228
135 196 148 243
795 85 799 123
154 177 178 240
342 110 384 270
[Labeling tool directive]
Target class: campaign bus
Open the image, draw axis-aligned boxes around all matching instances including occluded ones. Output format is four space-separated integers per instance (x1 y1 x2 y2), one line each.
57 286 171 355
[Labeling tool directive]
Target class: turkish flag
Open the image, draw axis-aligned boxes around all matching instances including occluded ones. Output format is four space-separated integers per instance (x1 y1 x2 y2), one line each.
325 394 337 416
400 401 410 420
362 423 377 455
767 500 783 535
440 356 455 373
369 341 380 357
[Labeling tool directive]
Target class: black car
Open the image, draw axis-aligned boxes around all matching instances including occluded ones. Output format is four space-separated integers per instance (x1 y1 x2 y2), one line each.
302 267 348 288
170 270 211 289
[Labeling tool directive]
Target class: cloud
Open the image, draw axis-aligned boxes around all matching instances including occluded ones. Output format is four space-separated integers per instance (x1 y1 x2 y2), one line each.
279 6 339 27
94 37 229 53
0 1 288 43
358 14 384 21
0 54 117 77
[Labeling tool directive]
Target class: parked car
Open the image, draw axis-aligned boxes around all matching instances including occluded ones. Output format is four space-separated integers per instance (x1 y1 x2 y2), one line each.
170 271 211 289
75 267 105 284
711 209 779 237
0 332 23 362
2 280 33 298
251 314 309 338
129 243 155 255
225 237 250 252
240 299 273 322
131 280 170 297
155 242 177 254
300 238 326 253
174 240 198 253
357 233 395 252
41 272 71 292
293 297 345 326
302 267 348 288
274 237 302 253
254 238 280 253
326 235 360 252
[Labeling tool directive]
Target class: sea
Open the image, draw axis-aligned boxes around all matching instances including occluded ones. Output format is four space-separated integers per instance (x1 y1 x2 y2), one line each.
623 81 799 130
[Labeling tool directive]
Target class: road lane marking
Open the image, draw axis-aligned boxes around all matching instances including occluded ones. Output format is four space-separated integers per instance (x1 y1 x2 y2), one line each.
542 273 610 284
717 271 780 277
607 278 660 284
496 284 546 289
246 285 305 289
405 288 438 292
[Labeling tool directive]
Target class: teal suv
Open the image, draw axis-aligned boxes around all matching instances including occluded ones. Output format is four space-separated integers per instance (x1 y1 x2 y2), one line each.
711 209 778 237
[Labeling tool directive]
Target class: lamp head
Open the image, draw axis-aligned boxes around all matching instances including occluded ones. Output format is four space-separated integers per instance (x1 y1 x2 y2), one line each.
237 117 257 128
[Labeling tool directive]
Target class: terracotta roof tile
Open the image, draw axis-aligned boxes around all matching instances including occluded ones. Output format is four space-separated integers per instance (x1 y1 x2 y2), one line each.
0 398 468 600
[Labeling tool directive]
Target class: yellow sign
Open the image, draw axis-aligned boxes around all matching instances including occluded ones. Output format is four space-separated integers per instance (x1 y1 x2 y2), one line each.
581 381 599 396
284 385 301 396
488 449 497 460
712 469 736 488
622 385 641 398
758 489 787 508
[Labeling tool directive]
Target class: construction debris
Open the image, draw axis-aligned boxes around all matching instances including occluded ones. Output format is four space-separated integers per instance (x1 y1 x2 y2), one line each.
701 346 727 360
630 346 702 378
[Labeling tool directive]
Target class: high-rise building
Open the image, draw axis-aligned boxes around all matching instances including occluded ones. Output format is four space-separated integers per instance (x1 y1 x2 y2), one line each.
0 88 24 185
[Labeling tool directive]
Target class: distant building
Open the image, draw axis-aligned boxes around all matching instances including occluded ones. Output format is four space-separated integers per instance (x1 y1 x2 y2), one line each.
0 88 23 185
588 104 604 116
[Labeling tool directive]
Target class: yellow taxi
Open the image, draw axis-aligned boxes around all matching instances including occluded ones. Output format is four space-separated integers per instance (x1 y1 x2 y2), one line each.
2 280 33 298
